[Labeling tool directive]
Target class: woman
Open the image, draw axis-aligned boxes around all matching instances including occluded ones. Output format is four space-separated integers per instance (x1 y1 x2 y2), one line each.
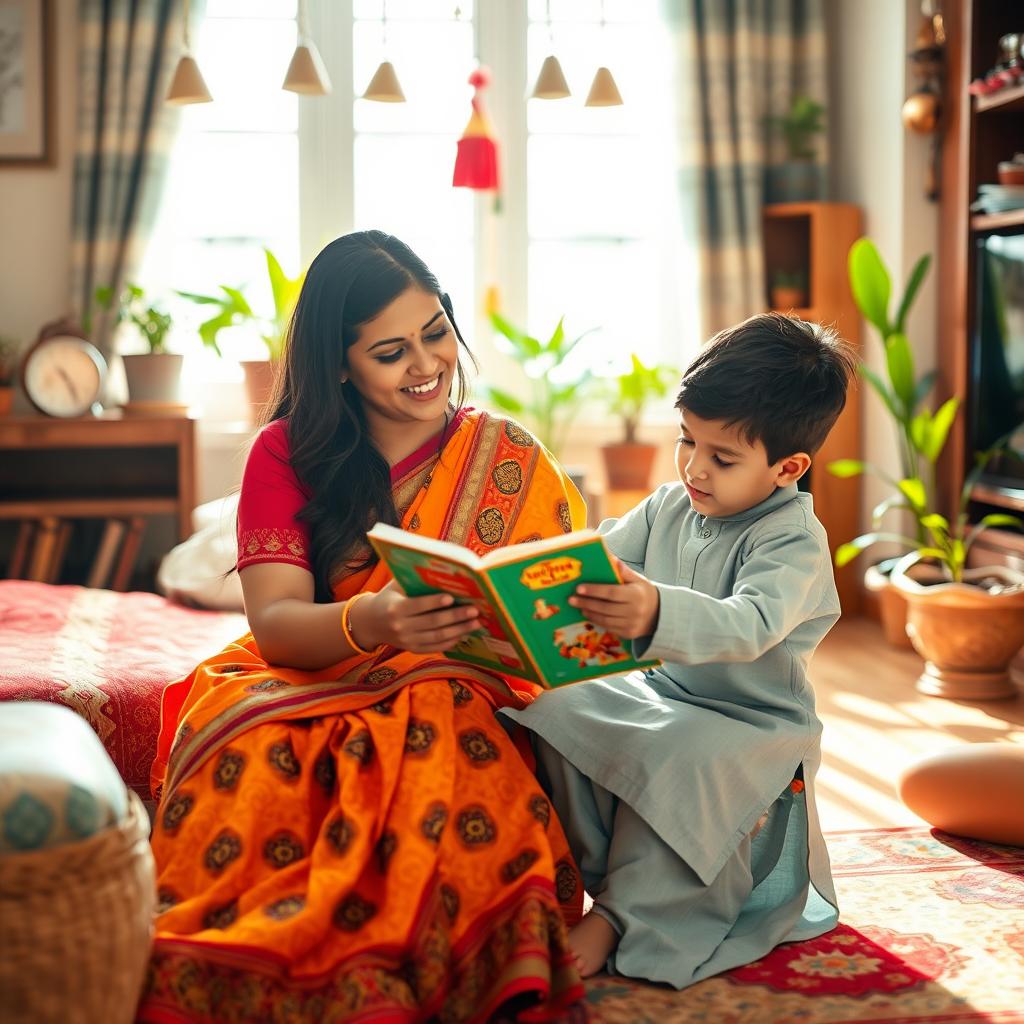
139 232 588 1023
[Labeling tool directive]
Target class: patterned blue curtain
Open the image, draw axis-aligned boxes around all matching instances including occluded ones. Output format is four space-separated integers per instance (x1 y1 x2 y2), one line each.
71 0 176 355
666 0 829 335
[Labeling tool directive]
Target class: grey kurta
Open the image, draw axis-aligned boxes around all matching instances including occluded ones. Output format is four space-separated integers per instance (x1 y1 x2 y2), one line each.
501 482 841 986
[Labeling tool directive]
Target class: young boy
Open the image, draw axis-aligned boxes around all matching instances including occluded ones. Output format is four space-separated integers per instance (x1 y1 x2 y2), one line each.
501 313 857 988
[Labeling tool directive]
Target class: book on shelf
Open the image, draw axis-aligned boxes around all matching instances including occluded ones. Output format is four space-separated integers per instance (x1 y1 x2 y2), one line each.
367 523 660 688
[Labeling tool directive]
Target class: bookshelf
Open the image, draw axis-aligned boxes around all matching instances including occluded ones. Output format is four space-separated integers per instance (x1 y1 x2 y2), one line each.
937 0 1024 561
762 201 864 615
0 412 196 590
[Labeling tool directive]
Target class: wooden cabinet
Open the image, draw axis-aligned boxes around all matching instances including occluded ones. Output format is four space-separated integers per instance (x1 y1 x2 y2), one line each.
938 0 1024 556
762 201 864 615
0 413 196 589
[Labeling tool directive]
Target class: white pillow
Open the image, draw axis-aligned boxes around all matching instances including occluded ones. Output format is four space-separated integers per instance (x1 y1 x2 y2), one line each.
156 493 244 611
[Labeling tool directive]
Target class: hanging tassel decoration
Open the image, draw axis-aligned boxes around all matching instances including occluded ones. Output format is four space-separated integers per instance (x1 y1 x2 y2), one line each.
453 67 499 192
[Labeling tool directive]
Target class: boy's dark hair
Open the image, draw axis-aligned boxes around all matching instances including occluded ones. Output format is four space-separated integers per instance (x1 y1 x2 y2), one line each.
674 313 857 463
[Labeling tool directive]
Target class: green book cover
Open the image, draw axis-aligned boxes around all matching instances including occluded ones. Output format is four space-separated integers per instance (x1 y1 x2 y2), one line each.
367 523 660 687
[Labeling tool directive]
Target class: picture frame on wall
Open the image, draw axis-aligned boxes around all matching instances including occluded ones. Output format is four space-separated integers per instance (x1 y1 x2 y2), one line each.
0 0 53 165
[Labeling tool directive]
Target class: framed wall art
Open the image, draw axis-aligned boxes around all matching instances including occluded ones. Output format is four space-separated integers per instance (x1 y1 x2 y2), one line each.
0 0 53 165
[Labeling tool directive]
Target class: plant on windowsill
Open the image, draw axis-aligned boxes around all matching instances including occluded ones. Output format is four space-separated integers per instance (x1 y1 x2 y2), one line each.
94 284 181 411
766 94 826 203
0 334 19 417
177 248 305 420
828 238 1024 699
479 310 596 461
598 354 677 491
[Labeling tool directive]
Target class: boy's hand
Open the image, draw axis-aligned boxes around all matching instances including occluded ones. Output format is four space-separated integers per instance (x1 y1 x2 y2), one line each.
568 561 660 639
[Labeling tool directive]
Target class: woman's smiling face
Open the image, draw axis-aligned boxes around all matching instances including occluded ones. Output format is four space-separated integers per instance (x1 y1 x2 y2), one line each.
343 285 459 434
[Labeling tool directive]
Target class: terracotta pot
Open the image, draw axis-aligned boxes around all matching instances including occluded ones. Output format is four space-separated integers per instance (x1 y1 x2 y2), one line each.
601 443 657 492
892 555 1024 701
770 287 807 311
864 561 913 648
240 359 279 423
0 386 12 417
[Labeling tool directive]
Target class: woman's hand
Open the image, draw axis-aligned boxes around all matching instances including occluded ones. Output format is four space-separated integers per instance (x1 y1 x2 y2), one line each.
568 561 660 639
350 580 481 653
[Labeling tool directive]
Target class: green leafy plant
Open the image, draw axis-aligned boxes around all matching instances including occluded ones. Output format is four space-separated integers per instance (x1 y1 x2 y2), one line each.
827 238 1023 582
831 441 1022 583
0 334 19 386
772 95 826 162
601 354 677 445
94 283 173 354
177 248 305 360
770 269 807 291
480 311 595 456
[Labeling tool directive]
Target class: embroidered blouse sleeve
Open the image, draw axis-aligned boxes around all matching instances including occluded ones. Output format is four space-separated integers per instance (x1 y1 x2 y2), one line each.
236 420 313 572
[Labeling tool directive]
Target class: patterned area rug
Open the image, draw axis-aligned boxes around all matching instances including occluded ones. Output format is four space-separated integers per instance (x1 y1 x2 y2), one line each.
584 827 1024 1023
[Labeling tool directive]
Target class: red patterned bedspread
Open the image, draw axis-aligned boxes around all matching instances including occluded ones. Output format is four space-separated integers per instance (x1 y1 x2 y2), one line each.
0 581 246 796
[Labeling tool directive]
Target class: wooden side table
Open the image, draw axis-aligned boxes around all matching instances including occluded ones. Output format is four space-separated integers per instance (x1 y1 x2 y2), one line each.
0 412 196 590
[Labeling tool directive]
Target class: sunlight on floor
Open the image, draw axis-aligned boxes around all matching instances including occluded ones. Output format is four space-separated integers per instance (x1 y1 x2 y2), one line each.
811 618 1024 831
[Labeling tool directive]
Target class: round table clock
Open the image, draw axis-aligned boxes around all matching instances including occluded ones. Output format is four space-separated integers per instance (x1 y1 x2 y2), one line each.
22 322 108 418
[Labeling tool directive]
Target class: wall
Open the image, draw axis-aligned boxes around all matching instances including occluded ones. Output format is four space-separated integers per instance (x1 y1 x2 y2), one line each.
0 0 77 404
826 0 940 530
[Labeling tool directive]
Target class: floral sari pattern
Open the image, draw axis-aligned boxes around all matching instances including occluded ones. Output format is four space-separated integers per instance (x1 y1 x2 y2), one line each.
138 411 589 1024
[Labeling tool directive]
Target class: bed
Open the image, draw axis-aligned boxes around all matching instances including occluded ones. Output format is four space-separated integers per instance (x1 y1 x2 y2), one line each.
0 580 246 796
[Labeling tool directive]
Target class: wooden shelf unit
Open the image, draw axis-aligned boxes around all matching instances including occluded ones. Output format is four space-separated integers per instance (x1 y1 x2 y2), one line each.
762 201 864 615
0 412 196 589
938 1 1024 545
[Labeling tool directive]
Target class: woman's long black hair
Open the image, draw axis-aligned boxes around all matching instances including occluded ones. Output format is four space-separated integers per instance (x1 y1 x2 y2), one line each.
264 231 474 601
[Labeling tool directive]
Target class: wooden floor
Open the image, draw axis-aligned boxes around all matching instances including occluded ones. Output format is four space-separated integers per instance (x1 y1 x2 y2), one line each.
812 617 1024 831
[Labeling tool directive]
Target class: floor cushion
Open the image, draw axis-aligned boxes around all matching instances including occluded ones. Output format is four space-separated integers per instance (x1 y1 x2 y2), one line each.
0 581 246 797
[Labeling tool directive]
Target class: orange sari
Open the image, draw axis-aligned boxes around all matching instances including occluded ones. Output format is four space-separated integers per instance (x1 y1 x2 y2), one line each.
138 411 590 1024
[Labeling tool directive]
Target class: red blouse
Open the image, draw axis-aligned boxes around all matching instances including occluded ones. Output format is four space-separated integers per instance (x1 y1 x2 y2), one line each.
236 411 471 572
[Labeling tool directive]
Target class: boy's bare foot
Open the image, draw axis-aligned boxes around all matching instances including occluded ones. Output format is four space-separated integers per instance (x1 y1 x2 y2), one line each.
568 911 618 977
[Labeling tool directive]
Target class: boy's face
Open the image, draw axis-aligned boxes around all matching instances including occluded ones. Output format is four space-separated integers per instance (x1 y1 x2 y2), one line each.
674 409 810 518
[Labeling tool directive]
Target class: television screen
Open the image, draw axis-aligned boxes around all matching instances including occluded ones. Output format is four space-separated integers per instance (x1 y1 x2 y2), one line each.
973 233 1024 486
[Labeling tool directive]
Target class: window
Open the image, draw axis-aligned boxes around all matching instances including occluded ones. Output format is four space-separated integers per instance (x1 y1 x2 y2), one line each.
138 0 695 418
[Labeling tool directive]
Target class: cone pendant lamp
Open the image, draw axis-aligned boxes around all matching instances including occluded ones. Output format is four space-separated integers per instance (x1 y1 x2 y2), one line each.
363 60 405 102
585 66 623 106
283 0 331 95
530 55 571 99
166 0 212 105
362 0 405 102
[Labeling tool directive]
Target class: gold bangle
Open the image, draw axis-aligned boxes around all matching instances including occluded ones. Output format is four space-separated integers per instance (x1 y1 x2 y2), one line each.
341 592 381 657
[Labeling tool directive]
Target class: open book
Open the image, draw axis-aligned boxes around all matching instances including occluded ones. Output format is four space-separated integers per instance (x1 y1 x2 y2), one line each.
368 523 660 687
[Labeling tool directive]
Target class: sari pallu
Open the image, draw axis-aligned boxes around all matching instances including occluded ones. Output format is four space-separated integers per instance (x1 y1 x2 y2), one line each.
139 412 590 1024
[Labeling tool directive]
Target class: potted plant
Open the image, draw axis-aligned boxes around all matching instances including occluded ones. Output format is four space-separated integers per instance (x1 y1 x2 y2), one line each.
0 334 19 416
828 238 934 647
766 95 826 203
834 439 1024 700
830 239 1024 696
481 310 595 460
178 248 305 419
769 269 808 311
599 354 677 491
94 284 179 409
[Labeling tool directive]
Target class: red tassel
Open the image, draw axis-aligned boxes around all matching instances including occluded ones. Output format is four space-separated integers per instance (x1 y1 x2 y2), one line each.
453 66 500 192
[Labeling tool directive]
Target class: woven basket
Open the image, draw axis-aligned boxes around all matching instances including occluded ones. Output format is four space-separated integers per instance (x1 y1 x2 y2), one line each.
0 791 156 1023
